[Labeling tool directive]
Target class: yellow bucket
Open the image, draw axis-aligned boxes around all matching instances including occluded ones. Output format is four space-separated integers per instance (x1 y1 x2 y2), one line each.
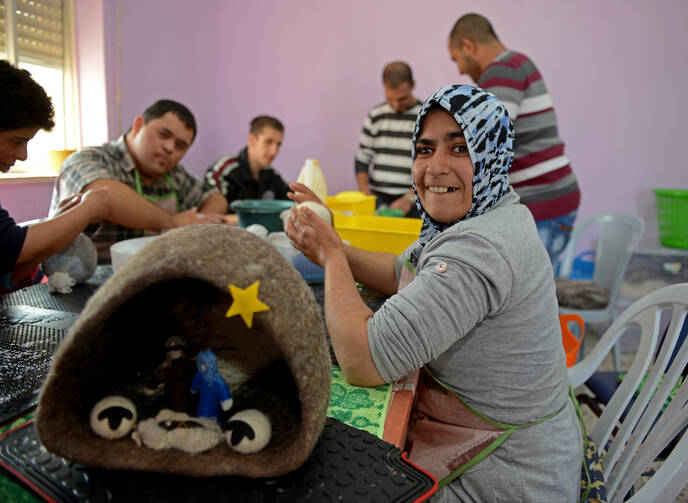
333 213 422 255
326 191 376 216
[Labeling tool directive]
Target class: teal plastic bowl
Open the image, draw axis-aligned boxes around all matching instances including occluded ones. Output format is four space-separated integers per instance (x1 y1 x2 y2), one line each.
230 199 295 232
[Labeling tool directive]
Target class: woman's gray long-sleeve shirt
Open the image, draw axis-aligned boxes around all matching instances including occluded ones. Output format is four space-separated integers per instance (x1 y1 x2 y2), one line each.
368 190 582 502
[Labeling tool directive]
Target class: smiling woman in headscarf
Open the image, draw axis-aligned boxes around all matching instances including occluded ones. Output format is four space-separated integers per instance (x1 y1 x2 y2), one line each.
286 85 582 502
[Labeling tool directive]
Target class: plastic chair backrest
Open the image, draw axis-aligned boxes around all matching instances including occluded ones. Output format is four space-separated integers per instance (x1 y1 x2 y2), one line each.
558 213 644 307
559 314 585 367
568 283 688 502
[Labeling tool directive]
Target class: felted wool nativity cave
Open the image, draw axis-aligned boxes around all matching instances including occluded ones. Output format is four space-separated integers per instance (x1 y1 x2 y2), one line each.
36 225 331 478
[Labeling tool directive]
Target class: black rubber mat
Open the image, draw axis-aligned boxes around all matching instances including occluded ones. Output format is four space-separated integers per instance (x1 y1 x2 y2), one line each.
0 418 436 502
0 266 112 313
0 324 65 424
0 266 111 424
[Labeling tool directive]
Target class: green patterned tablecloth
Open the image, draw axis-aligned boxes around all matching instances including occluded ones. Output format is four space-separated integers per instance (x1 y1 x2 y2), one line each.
326 366 392 438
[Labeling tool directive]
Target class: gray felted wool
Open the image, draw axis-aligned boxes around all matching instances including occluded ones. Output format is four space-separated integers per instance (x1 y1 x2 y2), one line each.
36 225 331 478
41 232 98 293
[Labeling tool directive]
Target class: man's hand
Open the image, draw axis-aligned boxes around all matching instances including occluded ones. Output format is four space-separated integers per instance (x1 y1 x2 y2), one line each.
56 188 111 223
389 193 415 215
172 207 226 227
55 193 84 214
224 214 239 226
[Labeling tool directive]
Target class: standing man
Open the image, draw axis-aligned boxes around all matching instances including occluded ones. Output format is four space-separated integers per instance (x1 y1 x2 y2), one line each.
1 59 111 292
448 13 581 266
203 115 289 226
50 99 228 263
355 61 423 217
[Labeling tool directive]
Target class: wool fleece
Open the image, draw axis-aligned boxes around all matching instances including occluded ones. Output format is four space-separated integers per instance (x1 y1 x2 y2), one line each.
37 225 331 478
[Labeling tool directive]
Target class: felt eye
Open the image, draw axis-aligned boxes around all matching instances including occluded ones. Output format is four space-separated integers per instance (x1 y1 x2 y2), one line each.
224 409 272 454
90 395 137 439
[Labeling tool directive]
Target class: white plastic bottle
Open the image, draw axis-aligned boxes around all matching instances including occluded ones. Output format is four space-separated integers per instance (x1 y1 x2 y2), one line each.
297 158 328 203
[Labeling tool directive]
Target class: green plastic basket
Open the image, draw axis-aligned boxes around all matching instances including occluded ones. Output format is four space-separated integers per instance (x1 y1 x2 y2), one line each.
653 189 688 249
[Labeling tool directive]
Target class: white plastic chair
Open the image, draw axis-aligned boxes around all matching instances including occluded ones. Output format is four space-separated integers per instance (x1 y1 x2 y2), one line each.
558 213 645 370
568 283 688 503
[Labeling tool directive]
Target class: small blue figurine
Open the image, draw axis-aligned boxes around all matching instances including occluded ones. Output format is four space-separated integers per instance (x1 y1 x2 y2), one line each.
191 350 233 423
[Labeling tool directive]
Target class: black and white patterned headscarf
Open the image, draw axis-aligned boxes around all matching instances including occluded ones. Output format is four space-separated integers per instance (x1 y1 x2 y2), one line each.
409 85 514 266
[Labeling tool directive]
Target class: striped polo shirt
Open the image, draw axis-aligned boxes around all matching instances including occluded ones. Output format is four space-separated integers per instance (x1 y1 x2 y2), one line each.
479 50 580 221
354 101 423 196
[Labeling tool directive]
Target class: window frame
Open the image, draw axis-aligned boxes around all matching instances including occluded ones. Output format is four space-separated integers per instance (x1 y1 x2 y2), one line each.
1 0 79 182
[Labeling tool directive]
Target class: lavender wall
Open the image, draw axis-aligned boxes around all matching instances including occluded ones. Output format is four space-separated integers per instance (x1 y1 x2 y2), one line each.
106 1 221 180
4 0 687 245
0 181 53 223
105 0 687 247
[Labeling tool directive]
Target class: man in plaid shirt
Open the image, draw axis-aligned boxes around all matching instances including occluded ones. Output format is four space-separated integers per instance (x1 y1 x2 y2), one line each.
50 100 228 263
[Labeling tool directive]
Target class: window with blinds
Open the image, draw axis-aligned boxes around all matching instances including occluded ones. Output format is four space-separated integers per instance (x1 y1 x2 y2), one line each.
2 0 63 67
0 3 6 57
15 0 64 68
1 0 77 176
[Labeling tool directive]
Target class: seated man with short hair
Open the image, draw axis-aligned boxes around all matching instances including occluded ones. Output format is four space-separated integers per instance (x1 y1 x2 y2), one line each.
203 115 289 226
50 99 228 263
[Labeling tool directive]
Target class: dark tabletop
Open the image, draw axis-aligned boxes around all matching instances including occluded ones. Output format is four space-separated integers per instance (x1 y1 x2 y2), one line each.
0 267 388 424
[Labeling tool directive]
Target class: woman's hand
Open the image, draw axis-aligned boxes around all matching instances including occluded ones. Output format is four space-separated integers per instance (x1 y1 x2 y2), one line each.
287 181 326 205
285 202 342 267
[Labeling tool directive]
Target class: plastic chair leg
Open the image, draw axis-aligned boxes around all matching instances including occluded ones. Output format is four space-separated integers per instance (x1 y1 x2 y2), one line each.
613 342 622 372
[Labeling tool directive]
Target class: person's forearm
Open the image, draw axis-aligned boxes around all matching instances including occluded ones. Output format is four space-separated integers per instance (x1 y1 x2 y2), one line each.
86 179 175 230
324 250 384 387
199 193 228 214
344 245 398 296
13 200 100 274
355 172 372 195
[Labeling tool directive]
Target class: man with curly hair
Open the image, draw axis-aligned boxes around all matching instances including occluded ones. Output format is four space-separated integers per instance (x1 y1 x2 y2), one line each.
0 59 111 293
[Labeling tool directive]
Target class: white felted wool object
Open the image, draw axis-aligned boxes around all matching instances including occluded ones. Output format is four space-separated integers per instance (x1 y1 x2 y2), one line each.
297 202 332 225
225 409 272 454
41 233 97 293
245 224 269 238
134 410 224 454
90 396 137 439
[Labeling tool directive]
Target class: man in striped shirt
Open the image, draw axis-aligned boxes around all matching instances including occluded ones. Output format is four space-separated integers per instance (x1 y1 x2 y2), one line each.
355 62 423 217
448 13 581 267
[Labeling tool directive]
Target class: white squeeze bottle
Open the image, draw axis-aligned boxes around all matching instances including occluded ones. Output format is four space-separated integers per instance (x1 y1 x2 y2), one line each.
297 158 328 203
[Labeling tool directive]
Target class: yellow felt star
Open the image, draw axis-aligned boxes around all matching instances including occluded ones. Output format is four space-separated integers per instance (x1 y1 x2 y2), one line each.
225 281 270 328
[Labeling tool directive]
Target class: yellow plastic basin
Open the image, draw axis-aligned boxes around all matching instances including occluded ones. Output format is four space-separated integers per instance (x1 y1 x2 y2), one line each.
333 213 422 255
326 191 377 216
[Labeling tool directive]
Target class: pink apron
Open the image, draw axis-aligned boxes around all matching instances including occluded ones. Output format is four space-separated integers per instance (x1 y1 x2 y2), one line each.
399 258 569 489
